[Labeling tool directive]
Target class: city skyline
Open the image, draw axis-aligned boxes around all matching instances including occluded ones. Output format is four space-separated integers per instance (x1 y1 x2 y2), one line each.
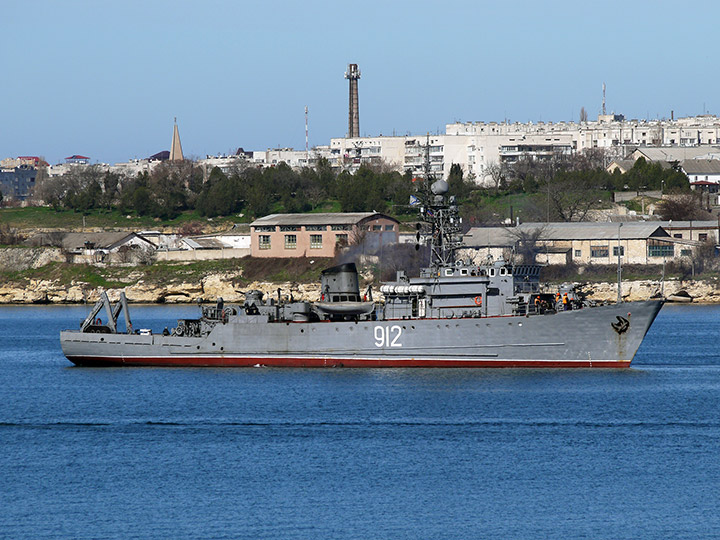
3 0 719 165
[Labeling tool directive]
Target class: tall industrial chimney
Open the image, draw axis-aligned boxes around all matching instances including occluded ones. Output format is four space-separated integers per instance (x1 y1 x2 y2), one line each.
345 63 361 138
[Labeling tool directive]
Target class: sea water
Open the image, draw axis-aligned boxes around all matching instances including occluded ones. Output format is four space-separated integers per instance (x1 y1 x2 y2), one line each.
1 303 719 539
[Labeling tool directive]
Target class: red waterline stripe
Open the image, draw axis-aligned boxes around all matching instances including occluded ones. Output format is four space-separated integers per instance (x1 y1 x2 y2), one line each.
67 356 631 369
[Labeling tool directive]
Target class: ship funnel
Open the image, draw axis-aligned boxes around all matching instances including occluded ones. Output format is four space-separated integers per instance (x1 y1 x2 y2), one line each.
320 263 361 302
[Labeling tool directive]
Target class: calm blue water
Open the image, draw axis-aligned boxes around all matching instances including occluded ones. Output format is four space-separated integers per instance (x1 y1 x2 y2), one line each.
1 303 719 539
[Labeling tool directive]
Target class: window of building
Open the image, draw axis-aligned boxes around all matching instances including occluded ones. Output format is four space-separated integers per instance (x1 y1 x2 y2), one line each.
681 249 692 257
305 225 325 231
612 246 625 257
310 234 323 249
384 225 394 231
255 226 274 233
284 234 297 249
591 245 609 258
335 234 348 245
648 242 674 257
331 225 351 231
574 250 582 258
699 233 708 241
673 234 682 238
279 226 299 232
259 235 271 250
372 225 382 231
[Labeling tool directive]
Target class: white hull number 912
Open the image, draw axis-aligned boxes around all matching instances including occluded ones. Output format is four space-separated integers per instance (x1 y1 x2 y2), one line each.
374 325 402 348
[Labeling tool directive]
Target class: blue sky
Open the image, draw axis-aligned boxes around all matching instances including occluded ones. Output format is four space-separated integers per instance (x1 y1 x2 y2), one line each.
3 0 718 165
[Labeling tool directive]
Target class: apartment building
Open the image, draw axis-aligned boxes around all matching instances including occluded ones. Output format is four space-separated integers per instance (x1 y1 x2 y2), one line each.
328 114 720 186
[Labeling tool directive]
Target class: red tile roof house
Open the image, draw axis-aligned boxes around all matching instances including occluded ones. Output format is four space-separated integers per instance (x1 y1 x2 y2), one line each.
250 213 399 258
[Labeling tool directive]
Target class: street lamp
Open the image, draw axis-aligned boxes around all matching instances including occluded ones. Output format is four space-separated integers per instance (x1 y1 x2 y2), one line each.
617 223 623 304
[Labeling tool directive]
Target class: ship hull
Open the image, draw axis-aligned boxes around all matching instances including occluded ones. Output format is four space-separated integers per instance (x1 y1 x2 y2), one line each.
61 300 662 368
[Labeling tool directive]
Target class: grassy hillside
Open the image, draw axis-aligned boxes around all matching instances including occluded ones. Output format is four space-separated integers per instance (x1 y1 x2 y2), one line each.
0 256 335 287
0 207 241 230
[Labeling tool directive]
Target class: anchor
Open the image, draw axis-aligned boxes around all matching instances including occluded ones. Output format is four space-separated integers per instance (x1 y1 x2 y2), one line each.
611 315 630 334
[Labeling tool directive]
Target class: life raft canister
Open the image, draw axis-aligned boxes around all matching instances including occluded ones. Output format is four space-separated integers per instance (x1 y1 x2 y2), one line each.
474 296 482 306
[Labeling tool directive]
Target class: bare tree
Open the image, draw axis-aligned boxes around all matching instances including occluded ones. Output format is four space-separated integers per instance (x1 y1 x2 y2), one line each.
483 161 506 194
508 224 547 264
178 221 204 237
134 245 157 266
657 193 713 221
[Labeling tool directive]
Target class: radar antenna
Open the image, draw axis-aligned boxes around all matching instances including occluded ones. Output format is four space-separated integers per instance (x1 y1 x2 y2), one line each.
414 134 463 268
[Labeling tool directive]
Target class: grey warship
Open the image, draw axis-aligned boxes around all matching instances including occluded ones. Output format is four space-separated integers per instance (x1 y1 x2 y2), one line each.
60 179 663 368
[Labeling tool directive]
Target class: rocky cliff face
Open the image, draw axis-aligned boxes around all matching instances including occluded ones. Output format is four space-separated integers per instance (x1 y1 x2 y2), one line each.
0 270 718 304
0 247 64 271
576 278 720 303
0 273 322 305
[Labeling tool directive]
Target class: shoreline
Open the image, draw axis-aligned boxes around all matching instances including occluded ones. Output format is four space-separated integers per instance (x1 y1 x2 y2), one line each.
1 275 719 304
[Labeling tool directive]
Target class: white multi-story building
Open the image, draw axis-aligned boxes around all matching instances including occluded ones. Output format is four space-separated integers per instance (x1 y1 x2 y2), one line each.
326 114 720 186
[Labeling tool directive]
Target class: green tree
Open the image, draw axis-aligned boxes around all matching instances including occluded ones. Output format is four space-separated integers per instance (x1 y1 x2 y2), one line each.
197 167 244 217
131 186 157 216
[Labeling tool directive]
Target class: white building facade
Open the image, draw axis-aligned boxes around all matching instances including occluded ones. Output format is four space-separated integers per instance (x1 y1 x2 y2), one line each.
327 114 720 186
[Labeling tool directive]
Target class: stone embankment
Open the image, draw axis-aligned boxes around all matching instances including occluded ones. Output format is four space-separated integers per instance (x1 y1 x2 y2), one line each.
1 273 719 304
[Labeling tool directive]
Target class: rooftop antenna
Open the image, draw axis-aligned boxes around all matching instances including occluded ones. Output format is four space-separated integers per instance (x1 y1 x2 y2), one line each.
602 82 606 116
305 106 309 160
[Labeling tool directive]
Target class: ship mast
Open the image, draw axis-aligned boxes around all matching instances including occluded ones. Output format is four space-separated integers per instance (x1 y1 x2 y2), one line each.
415 135 463 268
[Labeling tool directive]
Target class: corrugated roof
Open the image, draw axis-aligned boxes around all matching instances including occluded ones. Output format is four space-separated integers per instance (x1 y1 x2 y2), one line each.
462 227 515 247
632 147 716 162
681 159 720 175
250 212 397 227
516 222 668 240
655 220 719 229
607 159 637 173
463 222 669 246
62 232 147 251
188 237 227 249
